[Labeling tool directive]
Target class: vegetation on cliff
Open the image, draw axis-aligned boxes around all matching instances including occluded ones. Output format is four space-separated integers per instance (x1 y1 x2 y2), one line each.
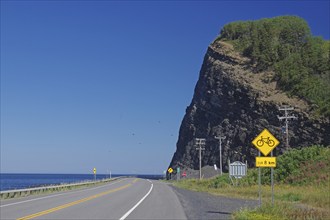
217 16 330 117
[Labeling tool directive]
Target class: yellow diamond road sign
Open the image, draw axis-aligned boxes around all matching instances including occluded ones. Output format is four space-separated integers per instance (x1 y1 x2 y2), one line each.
168 168 173 173
93 168 96 174
252 129 280 156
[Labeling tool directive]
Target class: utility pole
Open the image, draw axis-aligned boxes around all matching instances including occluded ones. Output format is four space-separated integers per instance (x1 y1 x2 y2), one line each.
215 135 226 175
195 138 206 180
277 106 297 148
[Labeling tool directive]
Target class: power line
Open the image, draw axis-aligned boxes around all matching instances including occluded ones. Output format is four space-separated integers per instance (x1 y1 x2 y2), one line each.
277 106 297 148
215 135 226 175
195 138 206 180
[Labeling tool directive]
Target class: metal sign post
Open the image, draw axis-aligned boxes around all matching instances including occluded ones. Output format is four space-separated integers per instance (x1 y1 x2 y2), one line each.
271 151 274 206
258 151 261 207
93 168 96 183
168 167 173 180
252 128 280 207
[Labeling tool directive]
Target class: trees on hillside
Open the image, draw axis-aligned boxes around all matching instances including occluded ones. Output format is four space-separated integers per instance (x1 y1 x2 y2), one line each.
219 16 330 117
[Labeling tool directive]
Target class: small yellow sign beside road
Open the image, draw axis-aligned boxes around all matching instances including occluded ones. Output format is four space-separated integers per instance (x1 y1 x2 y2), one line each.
168 168 173 173
256 157 276 167
252 129 280 156
93 168 96 174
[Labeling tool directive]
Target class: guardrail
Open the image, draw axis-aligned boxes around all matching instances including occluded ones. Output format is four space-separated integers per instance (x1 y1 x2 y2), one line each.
0 177 122 199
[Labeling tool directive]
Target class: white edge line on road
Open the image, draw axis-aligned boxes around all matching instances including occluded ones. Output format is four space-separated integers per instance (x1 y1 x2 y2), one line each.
0 178 125 208
119 179 153 220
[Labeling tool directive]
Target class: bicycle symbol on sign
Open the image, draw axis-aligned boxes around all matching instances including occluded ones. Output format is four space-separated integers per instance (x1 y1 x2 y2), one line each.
256 136 275 147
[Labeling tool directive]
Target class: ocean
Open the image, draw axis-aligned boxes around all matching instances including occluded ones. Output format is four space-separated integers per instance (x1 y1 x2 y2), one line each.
0 173 163 191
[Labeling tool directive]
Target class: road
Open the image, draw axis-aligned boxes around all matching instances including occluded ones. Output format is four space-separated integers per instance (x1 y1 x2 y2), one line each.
0 178 186 220
171 186 258 220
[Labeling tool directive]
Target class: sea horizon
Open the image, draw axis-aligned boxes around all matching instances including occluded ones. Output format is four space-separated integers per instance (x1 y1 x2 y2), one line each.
0 173 164 191
0 172 163 175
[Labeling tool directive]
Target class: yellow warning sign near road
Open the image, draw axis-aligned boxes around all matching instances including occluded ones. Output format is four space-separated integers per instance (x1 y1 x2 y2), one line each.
252 129 280 156
93 168 96 174
168 168 173 173
256 157 276 167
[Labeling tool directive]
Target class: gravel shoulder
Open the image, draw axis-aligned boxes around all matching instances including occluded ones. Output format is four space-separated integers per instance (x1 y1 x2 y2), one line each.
171 185 258 220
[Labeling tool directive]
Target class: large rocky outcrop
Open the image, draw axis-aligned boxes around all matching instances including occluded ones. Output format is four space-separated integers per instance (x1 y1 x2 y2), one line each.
169 40 329 175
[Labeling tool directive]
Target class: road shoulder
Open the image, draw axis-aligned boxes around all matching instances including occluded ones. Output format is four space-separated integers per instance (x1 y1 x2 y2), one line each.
171 185 258 220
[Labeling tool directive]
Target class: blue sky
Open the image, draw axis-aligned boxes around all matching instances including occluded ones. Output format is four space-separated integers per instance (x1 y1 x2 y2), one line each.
1 0 329 174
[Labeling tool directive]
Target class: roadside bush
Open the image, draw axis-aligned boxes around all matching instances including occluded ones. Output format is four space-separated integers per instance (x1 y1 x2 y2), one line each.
240 145 329 186
212 173 231 188
275 145 329 185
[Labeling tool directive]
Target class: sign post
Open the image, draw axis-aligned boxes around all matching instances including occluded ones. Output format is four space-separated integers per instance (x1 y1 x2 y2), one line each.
252 128 279 207
258 151 261 207
271 151 274 205
168 167 173 179
93 168 96 182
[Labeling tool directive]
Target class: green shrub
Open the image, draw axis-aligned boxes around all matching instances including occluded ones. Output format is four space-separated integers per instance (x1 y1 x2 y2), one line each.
240 145 329 186
275 145 329 185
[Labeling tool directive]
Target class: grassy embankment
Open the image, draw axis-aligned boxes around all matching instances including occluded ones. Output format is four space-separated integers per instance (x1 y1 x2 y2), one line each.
173 146 330 220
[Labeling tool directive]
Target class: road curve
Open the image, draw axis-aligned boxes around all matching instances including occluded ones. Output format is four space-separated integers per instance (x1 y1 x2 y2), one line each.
0 178 186 220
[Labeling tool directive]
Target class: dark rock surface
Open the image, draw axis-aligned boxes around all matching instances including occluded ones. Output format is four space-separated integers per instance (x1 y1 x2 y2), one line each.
169 40 329 175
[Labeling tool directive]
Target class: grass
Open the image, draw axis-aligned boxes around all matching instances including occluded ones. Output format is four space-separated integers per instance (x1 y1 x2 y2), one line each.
174 177 329 220
234 202 329 220
234 201 329 220
175 178 329 207
172 146 330 219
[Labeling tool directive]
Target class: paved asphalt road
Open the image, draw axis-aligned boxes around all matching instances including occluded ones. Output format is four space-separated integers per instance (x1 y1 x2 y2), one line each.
0 178 186 220
1 177 258 220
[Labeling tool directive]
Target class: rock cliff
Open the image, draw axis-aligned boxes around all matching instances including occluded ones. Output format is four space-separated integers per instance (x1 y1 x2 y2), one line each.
169 40 329 174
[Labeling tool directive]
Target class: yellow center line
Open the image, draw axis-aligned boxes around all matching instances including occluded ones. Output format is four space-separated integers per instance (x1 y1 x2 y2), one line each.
132 178 139 183
17 183 132 220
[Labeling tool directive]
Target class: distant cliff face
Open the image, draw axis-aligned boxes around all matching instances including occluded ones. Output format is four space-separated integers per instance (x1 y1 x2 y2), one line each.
169 40 329 173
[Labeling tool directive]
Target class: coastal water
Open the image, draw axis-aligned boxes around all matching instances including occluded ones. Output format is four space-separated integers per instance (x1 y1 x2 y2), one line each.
0 173 163 191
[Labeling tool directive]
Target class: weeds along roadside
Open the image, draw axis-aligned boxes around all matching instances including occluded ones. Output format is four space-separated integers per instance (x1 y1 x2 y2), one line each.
173 145 330 219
